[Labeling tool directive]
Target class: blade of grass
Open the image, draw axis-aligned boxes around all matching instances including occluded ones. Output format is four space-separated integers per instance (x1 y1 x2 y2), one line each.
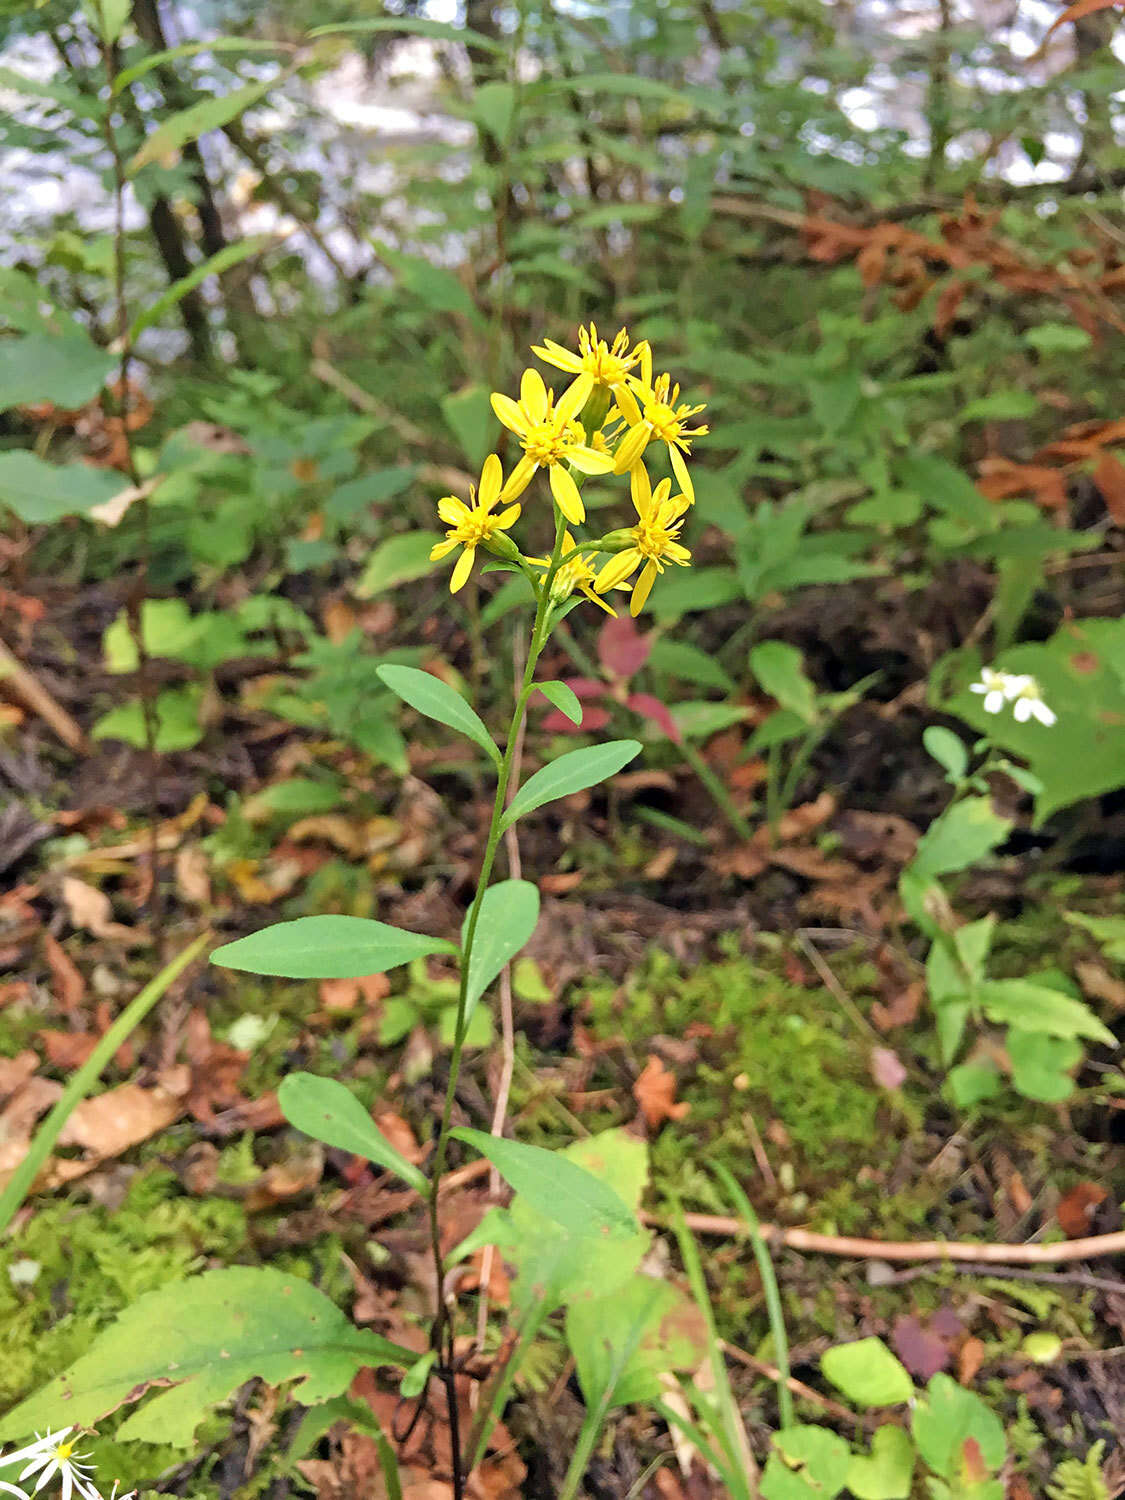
0 932 210 1233
712 1163 794 1431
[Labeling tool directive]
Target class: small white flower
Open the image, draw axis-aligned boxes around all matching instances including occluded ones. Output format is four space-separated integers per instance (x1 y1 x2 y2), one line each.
969 669 1055 727
0 1432 100 1500
0 1482 33 1500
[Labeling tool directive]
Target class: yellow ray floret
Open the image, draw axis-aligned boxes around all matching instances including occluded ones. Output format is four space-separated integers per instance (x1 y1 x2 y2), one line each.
594 464 692 616
490 367 612 525
430 453 521 594
531 323 650 413
612 365 708 504
528 530 617 617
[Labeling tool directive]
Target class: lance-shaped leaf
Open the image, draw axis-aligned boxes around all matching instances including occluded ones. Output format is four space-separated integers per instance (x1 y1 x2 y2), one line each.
376 663 501 769
279 1073 428 1193
462 879 539 1020
451 1128 637 1239
500 739 641 831
0 1267 412 1448
211 916 456 979
129 77 281 174
537 679 583 726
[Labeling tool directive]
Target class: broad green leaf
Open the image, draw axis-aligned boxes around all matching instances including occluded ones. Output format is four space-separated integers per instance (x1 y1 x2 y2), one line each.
306 17 506 52
440 385 495 470
821 1338 913 1406
376 664 500 769
242 778 343 820
450 1128 637 1239
130 238 271 340
0 331 115 410
538 680 583 725
750 641 818 723
910 797 1011 881
325 467 417 523
211 916 456 979
923 726 969 782
979 979 1113 1045
761 1426 851 1500
912 1373 1005 1480
130 77 281 173
648 565 740 616
114 38 285 92
670 702 749 741
568 1275 704 1409
1007 1030 1081 1103
500 740 641 830
91 687 203 752
82 0 130 44
472 81 516 144
958 391 1038 423
279 1073 427 1193
463 879 540 1019
1066 912 1125 964
647 638 735 693
0 1267 411 1447
357 532 443 597
845 1427 915 1500
1024 323 1091 355
0 451 124 524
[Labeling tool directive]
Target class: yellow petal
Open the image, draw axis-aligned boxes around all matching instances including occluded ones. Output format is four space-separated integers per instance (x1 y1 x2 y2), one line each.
430 538 458 560
550 463 585 525
520 367 548 423
670 443 694 503
438 496 468 525
500 454 537 501
582 584 618 616
495 503 521 529
491 392 527 435
630 560 658 616
614 382 642 426
566 444 614 475
666 542 692 563
532 341 582 373
612 424 650 475
555 371 595 425
630 462 653 520
478 453 503 510
595 550 641 593
450 546 476 593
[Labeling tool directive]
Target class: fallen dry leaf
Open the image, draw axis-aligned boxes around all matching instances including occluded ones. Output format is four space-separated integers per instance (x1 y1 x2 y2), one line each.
318 973 391 1012
0 1051 39 1099
57 1069 189 1156
175 845 212 906
871 980 924 1032
44 932 85 1012
60 876 138 943
39 1030 99 1070
1057 1180 1109 1238
869 1047 907 1090
244 1145 324 1212
1075 959 1125 1010
958 1335 985 1386
634 1053 691 1129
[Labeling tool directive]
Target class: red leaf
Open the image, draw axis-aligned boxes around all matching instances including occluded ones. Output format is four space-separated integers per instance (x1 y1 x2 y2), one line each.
1093 451 1125 524
1057 1180 1108 1237
545 706 611 734
597 615 651 679
626 692 681 743
558 678 610 699
892 1315 951 1379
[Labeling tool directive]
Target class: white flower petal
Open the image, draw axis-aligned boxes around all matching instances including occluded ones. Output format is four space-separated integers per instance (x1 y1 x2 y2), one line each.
1013 698 1032 722
1032 701 1056 726
983 691 1005 714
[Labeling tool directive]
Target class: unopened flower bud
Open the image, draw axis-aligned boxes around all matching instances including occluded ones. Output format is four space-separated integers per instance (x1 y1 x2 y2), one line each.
579 385 612 435
592 530 635 553
484 532 521 563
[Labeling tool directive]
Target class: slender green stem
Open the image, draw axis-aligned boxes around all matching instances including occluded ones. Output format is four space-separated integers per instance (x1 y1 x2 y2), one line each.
0 933 209 1234
679 739 754 843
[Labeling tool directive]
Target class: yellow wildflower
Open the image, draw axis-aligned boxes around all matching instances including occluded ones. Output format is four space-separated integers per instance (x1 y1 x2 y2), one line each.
529 530 617 616
490 368 612 526
429 453 521 594
531 323 649 413
612 361 708 503
593 464 691 616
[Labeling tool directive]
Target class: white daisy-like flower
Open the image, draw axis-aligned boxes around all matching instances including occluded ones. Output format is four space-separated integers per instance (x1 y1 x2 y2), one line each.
0 1482 32 1500
969 668 1055 726
0 1431 100 1500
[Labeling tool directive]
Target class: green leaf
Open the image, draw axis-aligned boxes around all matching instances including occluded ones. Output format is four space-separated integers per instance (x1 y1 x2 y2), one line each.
324 467 417 523
472 81 516 144
376 664 500 770
114 38 286 92
91 687 204 752
1066 912 1125 965
1024 323 1092 356
567 1276 703 1409
923 726 969 782
356 533 443 597
0 331 115 410
669 702 749 741
648 565 740 616
750 641 818 723
0 1267 411 1448
979 979 1113 1046
538 680 583 725
210 916 457 979
912 1373 1006 1480
450 1128 637 1239
130 78 281 173
82 0 131 45
130 238 270 341
845 1427 915 1500
1007 1030 1081 1103
958 391 1038 423
647 638 735 693
306 17 506 52
910 797 1012 881
0 451 125 524
821 1338 913 1406
279 1073 427 1193
500 740 641 830
761 1425 851 1500
241 779 343 820
463 879 540 1019
440 385 496 470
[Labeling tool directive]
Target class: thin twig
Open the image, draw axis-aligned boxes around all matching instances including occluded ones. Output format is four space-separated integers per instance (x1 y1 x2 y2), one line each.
721 1343 869 1427
0 636 88 753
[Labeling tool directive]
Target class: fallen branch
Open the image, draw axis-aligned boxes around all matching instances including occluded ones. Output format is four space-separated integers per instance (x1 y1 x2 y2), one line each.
0 636 88 754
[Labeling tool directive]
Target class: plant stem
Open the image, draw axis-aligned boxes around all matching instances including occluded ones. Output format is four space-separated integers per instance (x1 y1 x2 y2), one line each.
679 739 754 842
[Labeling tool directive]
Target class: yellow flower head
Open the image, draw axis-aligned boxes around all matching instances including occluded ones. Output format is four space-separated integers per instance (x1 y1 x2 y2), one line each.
429 453 521 594
613 362 708 503
531 323 650 414
491 367 613 526
529 530 617 616
594 463 692 616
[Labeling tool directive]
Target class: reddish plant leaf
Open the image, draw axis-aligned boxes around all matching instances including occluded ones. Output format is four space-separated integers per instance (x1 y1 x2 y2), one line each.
1093 451 1125 524
543 706 611 734
633 1053 690 1128
892 1315 951 1379
597 615 651 679
1057 1180 1108 1237
869 1046 907 1090
626 692 682 743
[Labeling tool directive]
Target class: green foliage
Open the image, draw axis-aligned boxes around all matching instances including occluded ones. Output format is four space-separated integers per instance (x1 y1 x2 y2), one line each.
377 663 501 769
211 915 457 979
1048 1443 1109 1500
0 1267 411 1448
820 1339 913 1407
500 740 641 829
462 879 540 1019
278 1074 428 1193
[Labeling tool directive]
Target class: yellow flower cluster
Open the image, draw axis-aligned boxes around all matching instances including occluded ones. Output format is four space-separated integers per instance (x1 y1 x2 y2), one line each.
429 323 708 617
